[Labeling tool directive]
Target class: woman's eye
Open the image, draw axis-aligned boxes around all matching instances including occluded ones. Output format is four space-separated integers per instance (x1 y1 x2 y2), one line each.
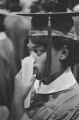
27 46 45 56
35 48 44 56
36 49 42 55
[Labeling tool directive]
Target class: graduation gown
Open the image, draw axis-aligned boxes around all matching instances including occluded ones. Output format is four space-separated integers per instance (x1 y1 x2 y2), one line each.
26 83 79 120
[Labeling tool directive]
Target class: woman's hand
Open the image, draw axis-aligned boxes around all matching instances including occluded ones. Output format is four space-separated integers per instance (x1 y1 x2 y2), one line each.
14 70 36 102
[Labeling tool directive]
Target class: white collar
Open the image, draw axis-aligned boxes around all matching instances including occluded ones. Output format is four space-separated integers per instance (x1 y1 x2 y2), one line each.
34 67 76 94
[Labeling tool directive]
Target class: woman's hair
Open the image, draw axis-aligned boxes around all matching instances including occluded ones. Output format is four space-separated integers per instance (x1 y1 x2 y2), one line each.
22 35 48 59
22 35 79 67
52 36 79 66
22 36 29 59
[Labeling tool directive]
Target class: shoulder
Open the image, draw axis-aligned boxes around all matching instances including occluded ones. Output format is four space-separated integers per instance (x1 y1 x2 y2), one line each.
50 106 79 120
28 83 79 120
28 104 79 120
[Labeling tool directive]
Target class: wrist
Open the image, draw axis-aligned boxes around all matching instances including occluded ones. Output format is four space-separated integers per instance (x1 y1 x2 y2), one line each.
13 91 25 104
9 96 24 120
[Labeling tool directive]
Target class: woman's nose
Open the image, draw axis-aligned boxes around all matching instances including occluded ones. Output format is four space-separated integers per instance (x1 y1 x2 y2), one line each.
30 51 37 64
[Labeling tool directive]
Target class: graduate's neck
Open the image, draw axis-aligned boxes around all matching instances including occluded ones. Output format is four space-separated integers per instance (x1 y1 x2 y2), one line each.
42 65 67 85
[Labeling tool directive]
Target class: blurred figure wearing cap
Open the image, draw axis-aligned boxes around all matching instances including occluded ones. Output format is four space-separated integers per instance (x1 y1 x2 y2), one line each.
0 14 16 120
4 15 30 72
8 1 79 120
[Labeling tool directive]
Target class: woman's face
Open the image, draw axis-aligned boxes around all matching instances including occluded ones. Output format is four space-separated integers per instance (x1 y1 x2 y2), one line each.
26 36 61 80
27 39 47 80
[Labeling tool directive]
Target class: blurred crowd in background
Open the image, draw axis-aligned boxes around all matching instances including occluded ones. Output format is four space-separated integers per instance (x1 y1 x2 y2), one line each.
0 0 79 119
0 0 79 12
0 0 78 12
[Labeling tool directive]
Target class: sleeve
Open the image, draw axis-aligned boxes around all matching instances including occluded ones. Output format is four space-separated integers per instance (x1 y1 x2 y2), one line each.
0 58 15 109
49 106 79 120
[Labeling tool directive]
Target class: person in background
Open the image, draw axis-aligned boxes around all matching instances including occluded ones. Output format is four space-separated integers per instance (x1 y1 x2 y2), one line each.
20 0 38 13
0 13 30 120
8 1 79 120
0 13 16 110
0 12 30 119
5 0 22 12
4 15 30 72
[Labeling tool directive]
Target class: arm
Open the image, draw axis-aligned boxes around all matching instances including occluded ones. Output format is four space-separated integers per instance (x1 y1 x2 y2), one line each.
8 98 24 120
8 71 36 120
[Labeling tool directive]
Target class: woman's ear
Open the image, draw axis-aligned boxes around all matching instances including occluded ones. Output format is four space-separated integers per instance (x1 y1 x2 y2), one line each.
59 45 69 60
